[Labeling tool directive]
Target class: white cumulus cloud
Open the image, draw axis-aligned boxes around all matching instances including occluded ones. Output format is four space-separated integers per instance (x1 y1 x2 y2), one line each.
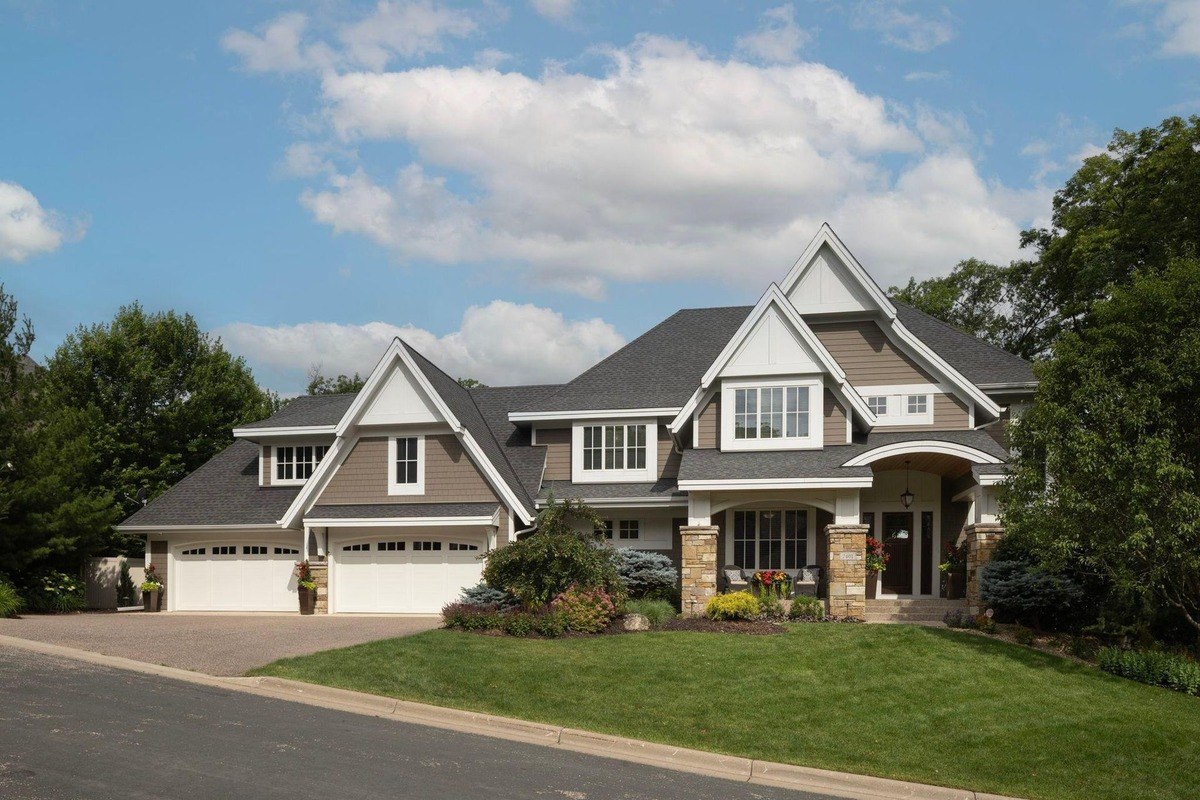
215 300 625 392
0 181 84 263
530 0 577 23
290 34 1041 292
1149 0 1200 57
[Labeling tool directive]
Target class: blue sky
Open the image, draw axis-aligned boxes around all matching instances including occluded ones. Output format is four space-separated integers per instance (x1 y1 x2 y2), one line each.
2 0 1198 393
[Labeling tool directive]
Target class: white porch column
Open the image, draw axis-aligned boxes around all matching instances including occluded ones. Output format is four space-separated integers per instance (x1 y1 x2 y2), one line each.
834 488 860 525
687 491 712 527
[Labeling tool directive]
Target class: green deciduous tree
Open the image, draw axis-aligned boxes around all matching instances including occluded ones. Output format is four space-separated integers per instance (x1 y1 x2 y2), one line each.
306 368 365 395
1003 257 1200 640
40 303 274 553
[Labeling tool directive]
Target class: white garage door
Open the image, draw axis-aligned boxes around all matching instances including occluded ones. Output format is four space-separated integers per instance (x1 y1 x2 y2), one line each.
173 543 301 611
333 536 484 614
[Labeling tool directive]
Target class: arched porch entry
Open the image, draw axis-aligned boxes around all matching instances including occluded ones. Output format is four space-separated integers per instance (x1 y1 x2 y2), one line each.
844 443 1004 601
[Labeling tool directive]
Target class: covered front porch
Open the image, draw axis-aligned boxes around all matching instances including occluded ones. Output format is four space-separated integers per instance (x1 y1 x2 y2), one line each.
678 439 1008 619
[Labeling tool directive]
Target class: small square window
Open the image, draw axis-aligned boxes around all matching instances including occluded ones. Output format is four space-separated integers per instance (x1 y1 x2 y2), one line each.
378 541 405 551
867 396 888 416
907 395 929 414
243 545 267 555
618 520 640 540
595 520 614 539
273 547 299 555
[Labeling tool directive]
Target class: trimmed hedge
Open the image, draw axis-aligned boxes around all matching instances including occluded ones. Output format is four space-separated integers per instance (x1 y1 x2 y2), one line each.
1098 647 1200 696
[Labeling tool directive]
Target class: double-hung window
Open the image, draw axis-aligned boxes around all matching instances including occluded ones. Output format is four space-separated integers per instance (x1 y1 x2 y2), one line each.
388 435 425 495
574 421 655 481
731 510 808 570
723 379 820 450
274 445 329 485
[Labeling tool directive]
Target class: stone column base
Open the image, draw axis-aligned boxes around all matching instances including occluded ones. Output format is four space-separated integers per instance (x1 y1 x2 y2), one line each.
680 526 719 617
965 522 1004 614
825 524 869 620
308 563 330 614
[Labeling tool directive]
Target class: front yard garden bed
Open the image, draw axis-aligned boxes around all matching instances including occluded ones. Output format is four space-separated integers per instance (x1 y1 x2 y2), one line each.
250 624 1200 800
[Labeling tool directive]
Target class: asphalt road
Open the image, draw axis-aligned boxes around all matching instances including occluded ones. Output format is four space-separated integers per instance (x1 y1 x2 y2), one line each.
0 645 833 800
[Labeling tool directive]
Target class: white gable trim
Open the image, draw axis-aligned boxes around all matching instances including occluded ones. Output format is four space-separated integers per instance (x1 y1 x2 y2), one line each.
280 338 534 528
779 223 896 320
840 441 1002 467
669 285 876 435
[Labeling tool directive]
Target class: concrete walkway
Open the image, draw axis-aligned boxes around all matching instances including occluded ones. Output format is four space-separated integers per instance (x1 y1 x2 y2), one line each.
0 612 440 675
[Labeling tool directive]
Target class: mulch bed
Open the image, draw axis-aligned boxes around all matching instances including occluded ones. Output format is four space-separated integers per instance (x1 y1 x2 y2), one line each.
659 618 787 635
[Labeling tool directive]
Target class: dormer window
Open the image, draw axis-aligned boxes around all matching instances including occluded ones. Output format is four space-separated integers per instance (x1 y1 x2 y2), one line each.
721 377 822 451
274 445 329 485
572 420 657 483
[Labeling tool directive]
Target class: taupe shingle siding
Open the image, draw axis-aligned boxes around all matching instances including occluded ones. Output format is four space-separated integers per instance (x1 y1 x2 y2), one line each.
319 435 499 506
697 394 720 449
537 428 571 480
809 320 937 386
823 389 847 445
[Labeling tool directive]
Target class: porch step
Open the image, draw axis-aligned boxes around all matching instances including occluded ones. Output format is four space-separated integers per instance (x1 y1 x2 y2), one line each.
864 598 966 624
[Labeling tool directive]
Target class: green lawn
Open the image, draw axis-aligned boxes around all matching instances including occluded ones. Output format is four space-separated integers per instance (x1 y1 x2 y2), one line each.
250 626 1200 800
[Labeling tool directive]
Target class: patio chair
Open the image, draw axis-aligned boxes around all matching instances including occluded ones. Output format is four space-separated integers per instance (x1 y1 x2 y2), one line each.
722 565 749 591
792 565 821 597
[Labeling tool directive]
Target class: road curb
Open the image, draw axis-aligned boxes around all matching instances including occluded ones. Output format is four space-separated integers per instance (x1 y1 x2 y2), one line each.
1 634 1024 800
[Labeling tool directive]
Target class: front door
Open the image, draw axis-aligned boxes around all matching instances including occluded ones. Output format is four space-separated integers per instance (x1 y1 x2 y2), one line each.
881 512 914 595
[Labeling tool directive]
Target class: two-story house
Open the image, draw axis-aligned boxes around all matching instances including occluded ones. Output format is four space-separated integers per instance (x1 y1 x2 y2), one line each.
119 225 1034 618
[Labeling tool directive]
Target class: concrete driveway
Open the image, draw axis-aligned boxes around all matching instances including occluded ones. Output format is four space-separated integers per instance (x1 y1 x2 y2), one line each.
0 612 441 676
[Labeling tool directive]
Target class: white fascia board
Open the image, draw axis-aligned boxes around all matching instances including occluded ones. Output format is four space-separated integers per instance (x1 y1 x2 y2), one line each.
118 523 284 532
303 516 495 528
976 473 1008 486
233 425 337 439
976 382 1039 394
778 223 897 320
841 441 1004 467
677 476 874 491
509 408 680 423
886 320 1003 418
535 496 686 509
669 387 706 435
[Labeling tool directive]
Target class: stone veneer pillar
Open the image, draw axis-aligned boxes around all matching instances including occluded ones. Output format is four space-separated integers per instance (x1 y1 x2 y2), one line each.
825 524 869 620
309 562 329 614
965 522 1004 613
679 526 719 617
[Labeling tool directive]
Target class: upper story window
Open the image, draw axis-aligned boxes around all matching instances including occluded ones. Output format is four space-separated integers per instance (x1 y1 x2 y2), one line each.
387 435 425 495
582 424 646 471
572 420 657 483
863 385 936 426
720 377 822 451
274 445 329 485
733 386 809 440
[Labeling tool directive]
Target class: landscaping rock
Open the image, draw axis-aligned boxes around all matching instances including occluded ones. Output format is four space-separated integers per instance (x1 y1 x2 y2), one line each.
623 613 650 631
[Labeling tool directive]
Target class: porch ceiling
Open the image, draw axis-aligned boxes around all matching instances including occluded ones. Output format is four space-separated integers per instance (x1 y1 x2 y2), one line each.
871 452 975 478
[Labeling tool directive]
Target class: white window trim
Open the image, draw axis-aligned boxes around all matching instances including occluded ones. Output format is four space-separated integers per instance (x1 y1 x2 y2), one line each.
387 434 426 496
571 419 657 483
859 383 938 427
271 444 330 487
719 376 823 451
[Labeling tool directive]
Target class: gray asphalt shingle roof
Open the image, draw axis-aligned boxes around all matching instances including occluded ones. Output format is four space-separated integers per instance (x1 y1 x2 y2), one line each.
538 480 684 501
121 440 299 527
306 502 500 519
236 393 356 430
513 306 753 412
471 383 560 500
678 429 1007 481
892 301 1035 387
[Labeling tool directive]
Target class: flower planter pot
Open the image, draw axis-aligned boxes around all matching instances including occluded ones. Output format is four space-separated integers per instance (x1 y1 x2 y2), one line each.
298 586 316 615
944 572 964 600
142 590 161 612
865 571 879 600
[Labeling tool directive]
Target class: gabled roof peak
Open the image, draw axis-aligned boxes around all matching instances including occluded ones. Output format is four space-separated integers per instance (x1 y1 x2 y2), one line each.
779 224 896 319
